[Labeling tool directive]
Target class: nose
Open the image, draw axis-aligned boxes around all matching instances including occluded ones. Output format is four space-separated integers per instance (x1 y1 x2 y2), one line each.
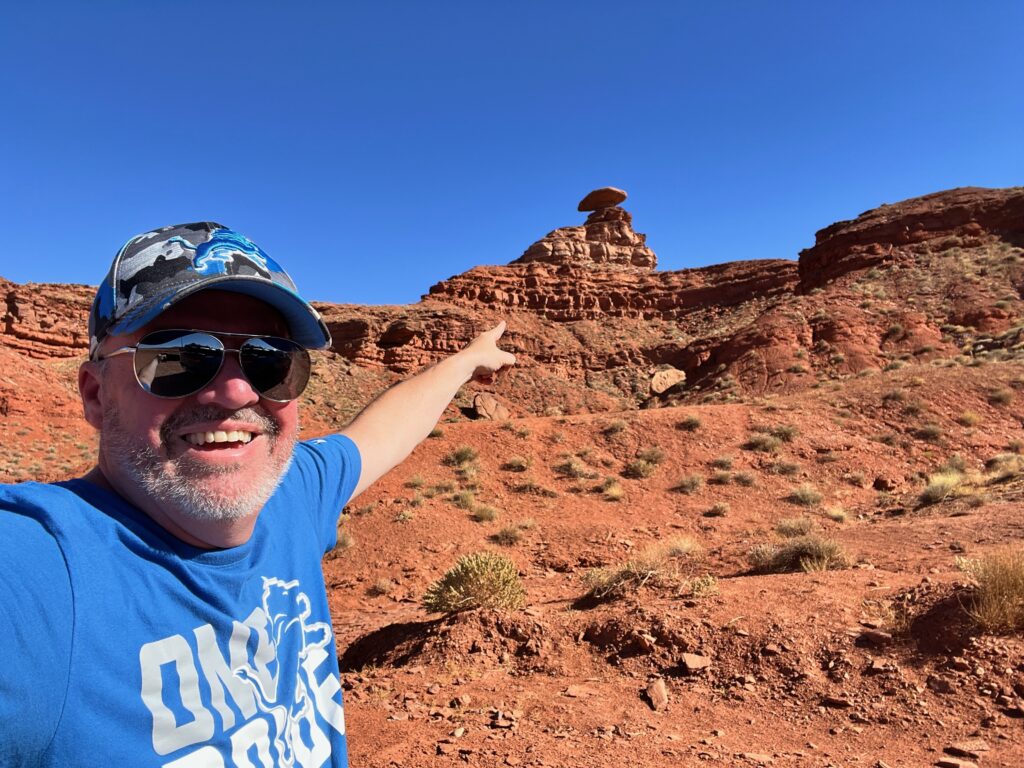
192 351 262 410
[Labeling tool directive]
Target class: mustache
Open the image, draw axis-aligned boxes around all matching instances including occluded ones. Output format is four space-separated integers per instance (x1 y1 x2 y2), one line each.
159 405 282 445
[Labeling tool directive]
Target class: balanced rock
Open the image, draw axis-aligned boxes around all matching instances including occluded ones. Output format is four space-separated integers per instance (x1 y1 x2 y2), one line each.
578 186 628 212
514 206 656 269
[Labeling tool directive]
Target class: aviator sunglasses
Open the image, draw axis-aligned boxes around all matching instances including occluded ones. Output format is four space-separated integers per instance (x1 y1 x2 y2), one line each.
98 329 312 402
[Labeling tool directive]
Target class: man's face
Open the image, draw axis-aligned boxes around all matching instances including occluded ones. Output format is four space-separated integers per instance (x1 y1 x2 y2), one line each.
89 290 301 526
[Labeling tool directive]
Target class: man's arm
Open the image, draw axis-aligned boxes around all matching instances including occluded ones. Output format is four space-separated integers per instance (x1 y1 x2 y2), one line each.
340 322 516 499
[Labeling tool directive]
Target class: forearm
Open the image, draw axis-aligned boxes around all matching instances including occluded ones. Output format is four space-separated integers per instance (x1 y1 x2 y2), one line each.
341 350 476 480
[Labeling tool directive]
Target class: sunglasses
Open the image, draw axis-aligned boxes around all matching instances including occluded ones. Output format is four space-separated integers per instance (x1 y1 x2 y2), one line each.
99 329 312 402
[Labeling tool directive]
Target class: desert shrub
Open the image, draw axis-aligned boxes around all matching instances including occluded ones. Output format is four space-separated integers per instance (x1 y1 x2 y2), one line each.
939 454 968 473
988 388 1014 406
409 494 423 508
677 415 702 432
710 455 734 470
918 471 963 506
956 411 981 427
623 459 657 479
753 423 798 442
472 505 499 523
748 535 849 573
491 526 522 546
884 360 906 372
516 518 536 530
583 539 701 599
1008 440 1024 455
787 483 822 507
986 453 1024 482
685 574 719 598
598 477 625 501
511 480 558 497
445 446 479 466
884 323 906 340
769 461 801 476
744 433 781 453
427 427 444 439
704 502 729 517
787 364 807 374
335 529 354 551
914 424 943 442
956 548 1024 633
708 471 732 485
734 472 756 487
882 389 905 403
423 552 526 614
602 419 628 437
670 474 703 494
368 578 394 596
502 456 531 472
775 517 813 537
404 474 425 489
450 490 476 510
394 510 415 523
637 447 665 464
554 456 595 479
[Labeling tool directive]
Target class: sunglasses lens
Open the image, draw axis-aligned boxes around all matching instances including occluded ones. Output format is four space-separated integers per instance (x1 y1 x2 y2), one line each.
239 337 311 402
134 331 224 398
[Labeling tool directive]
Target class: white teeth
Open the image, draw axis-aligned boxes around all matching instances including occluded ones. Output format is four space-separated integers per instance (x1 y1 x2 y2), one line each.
184 430 255 446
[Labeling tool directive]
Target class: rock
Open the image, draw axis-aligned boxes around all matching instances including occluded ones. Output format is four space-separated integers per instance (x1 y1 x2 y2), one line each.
578 187 628 212
472 392 511 420
928 675 957 694
511 205 658 269
646 678 669 711
822 695 853 708
651 367 687 394
935 759 978 768
681 653 712 673
856 629 893 647
945 739 990 759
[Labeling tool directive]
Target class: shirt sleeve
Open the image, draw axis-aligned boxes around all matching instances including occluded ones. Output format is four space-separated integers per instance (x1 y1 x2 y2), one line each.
0 508 74 764
288 434 362 554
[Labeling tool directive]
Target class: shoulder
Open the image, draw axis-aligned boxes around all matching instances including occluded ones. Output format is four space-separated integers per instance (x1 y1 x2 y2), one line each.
289 434 362 475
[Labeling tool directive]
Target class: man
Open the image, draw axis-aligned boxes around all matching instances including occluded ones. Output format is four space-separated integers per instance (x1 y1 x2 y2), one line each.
0 222 515 767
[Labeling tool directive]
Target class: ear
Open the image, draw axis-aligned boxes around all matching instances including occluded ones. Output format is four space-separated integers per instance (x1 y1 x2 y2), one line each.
79 360 105 430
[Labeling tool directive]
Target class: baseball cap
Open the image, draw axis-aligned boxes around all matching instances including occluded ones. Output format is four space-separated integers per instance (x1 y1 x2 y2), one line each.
89 222 332 358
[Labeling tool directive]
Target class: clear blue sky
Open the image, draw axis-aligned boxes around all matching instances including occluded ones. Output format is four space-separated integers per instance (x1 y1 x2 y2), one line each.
1 2 1021 305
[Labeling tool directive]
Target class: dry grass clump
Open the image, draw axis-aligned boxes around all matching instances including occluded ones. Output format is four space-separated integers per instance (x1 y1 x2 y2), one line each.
428 427 444 438
423 552 526 614
510 479 558 497
451 490 476 510
986 453 1024 482
918 471 965 506
597 477 625 501
787 483 822 507
824 507 848 523
637 446 665 464
583 538 702 599
704 502 729 517
988 388 1014 406
956 548 1024 633
491 526 522 546
670 474 703 494
748 535 849 573
743 433 781 453
956 411 982 427
623 458 658 479
769 461 800 476
444 445 479 466
501 456 531 472
368 578 394 596
404 474 425 489
751 423 798 442
554 456 597 479
775 517 813 537
677 415 702 432
602 419 628 437
710 455 734 470
914 424 944 442
734 472 756 487
708 471 732 485
472 505 499 523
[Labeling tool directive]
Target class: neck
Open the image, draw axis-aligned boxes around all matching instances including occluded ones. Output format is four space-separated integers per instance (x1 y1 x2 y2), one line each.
82 465 258 549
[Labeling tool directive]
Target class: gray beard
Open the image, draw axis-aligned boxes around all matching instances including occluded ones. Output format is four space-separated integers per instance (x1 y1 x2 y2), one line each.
101 402 296 523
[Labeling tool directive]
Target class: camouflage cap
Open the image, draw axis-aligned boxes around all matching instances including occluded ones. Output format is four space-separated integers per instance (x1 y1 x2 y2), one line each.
89 222 332 357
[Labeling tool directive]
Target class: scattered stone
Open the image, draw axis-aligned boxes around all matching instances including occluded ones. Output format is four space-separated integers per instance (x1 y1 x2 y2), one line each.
646 678 669 711
928 675 957 694
856 629 893 647
472 392 511 421
945 739 990 759
681 653 712 673
650 367 686 395
739 753 774 765
935 759 978 768
822 695 853 708
578 186 628 212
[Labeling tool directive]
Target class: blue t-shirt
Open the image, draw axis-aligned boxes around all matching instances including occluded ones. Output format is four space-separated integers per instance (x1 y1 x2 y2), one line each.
0 434 361 768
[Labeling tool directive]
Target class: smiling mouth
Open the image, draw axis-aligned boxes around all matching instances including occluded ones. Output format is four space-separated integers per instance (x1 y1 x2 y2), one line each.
182 430 256 449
